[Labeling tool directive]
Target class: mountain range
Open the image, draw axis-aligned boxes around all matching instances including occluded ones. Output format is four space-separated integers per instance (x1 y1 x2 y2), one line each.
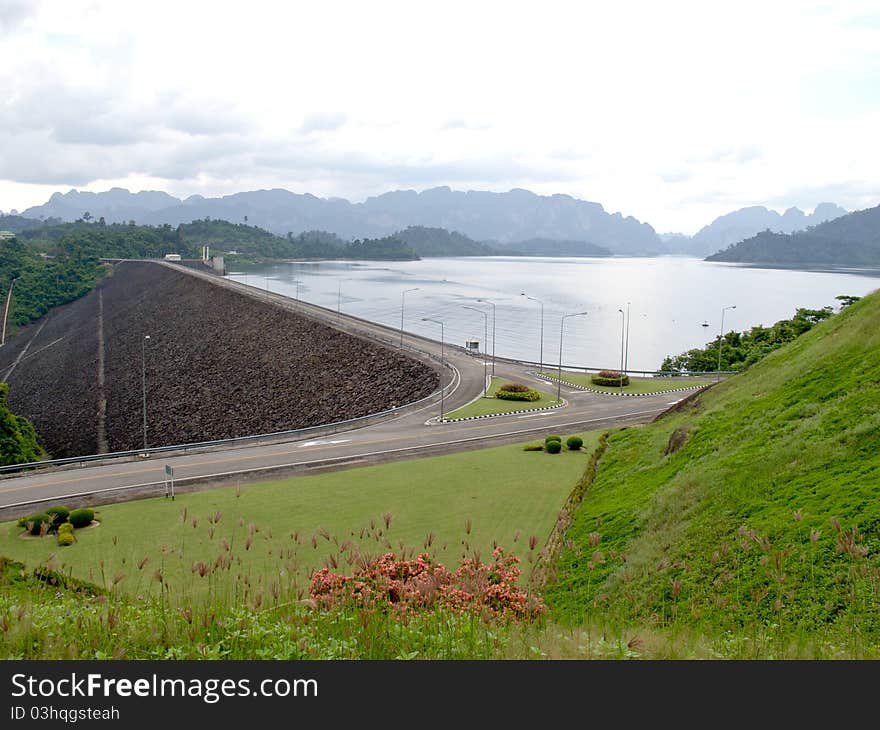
21 187 663 255
663 203 848 257
706 204 880 267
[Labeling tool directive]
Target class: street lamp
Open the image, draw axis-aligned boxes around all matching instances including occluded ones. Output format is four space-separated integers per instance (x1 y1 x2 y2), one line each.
475 298 496 376
422 317 445 421
717 304 736 380
337 280 342 321
463 305 488 397
141 334 151 456
557 311 588 404
521 292 544 369
400 287 420 348
618 308 626 389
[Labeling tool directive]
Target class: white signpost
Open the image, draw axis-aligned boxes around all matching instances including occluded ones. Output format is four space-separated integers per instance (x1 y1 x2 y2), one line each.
164 464 175 500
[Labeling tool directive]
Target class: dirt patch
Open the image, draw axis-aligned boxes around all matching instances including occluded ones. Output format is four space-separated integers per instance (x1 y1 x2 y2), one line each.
2 262 439 458
663 427 690 455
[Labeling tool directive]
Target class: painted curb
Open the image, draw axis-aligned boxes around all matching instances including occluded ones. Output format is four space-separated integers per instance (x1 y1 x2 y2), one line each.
531 372 712 398
436 400 566 424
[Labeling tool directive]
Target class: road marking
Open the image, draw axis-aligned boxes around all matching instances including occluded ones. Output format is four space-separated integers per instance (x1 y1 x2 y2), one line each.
517 412 554 419
667 399 683 405
297 439 351 448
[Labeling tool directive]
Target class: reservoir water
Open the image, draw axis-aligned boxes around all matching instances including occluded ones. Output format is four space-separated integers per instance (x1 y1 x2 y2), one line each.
228 256 880 372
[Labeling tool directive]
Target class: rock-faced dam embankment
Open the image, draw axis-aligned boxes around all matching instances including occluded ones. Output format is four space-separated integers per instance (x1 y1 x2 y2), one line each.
0 261 440 458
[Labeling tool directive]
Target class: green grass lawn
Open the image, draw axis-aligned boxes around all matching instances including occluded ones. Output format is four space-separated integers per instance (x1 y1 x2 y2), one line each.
0 430 599 604
445 376 559 419
539 371 715 394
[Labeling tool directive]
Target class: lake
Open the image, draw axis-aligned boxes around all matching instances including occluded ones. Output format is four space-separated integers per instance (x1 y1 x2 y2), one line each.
227 256 880 372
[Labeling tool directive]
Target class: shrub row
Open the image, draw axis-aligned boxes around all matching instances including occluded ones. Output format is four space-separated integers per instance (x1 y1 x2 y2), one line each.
523 435 585 453
497 382 530 393
16 505 94 543
592 370 630 387
495 388 541 402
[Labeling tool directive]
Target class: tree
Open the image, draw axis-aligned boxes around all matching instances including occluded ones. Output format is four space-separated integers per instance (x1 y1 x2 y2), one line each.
0 383 42 465
82 212 92 223
836 295 861 309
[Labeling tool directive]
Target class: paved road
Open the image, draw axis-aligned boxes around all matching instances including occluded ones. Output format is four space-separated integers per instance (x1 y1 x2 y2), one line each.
0 262 704 518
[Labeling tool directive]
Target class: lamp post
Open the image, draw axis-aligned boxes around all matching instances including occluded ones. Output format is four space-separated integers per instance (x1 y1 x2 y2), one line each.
624 302 631 375
337 280 342 321
521 293 544 369
400 287 420 348
463 305 488 397
476 298 495 376
557 311 588 404
141 334 150 456
717 304 736 380
618 308 626 389
422 317 445 421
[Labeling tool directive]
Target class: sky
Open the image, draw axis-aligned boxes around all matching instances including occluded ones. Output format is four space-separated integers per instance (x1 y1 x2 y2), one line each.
1 0 878 234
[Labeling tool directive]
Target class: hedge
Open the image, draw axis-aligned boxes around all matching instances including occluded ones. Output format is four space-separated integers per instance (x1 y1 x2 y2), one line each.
544 435 562 445
592 370 630 387
566 436 584 450
545 440 562 454
495 388 541 402
68 508 95 529
46 506 70 529
57 532 75 547
522 443 544 451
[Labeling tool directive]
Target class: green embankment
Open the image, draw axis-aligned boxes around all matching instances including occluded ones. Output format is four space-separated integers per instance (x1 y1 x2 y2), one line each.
544 290 880 648
445 377 558 419
0 433 598 601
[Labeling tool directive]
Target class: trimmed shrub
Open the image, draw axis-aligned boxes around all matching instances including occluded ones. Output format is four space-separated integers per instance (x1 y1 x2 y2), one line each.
522 443 544 451
24 514 51 536
68 508 95 529
592 370 630 387
566 436 584 451
497 382 530 393
46 506 70 530
544 435 562 444
57 522 74 536
545 440 562 454
495 388 541 402
57 532 75 547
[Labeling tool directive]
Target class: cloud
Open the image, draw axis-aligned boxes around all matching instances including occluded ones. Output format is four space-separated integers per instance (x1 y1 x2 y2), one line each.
0 0 36 35
299 112 348 134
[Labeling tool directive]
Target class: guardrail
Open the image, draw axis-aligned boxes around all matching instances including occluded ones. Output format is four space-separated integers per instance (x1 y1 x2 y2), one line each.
0 361 461 476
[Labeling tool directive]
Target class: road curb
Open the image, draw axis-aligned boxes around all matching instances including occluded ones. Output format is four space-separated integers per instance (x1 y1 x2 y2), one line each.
435 400 565 424
531 372 712 397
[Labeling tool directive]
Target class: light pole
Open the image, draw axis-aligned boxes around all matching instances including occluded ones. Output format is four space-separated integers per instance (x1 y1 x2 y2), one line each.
624 302 631 375
521 293 544 369
422 317 445 421
337 280 342 321
400 287 420 348
618 308 626 389
557 312 588 404
463 305 488 397
476 298 495 376
141 334 150 456
717 304 736 380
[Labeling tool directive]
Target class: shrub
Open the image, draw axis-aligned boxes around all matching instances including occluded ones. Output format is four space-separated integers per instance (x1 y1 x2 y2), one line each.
57 522 74 536
544 435 562 444
497 382 530 393
495 388 541 402
592 370 630 387
545 440 562 454
57 532 75 547
566 436 584 450
23 514 51 536
68 508 95 529
46 506 70 529
522 443 544 451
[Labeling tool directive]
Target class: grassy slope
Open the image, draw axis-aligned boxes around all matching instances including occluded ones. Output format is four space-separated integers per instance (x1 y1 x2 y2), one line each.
544 292 880 645
446 377 558 419
0 433 597 602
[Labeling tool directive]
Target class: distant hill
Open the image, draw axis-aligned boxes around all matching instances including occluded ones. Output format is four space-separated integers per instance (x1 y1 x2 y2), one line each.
706 204 880 267
666 203 847 257
0 213 62 233
24 186 665 256
392 226 495 256
494 237 611 257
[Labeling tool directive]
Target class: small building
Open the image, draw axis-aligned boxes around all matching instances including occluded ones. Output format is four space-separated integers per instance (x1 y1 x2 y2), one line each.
465 339 480 352
164 253 182 261
0 231 15 240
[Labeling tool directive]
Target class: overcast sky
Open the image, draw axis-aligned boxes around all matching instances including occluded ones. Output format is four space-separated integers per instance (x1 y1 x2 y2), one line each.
1 0 878 233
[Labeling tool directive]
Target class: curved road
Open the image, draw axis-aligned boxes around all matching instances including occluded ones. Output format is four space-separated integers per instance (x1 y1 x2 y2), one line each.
0 262 703 519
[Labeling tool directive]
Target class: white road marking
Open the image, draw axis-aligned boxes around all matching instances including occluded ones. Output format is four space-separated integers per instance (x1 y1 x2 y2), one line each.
517 412 554 419
667 400 683 405
297 439 352 448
